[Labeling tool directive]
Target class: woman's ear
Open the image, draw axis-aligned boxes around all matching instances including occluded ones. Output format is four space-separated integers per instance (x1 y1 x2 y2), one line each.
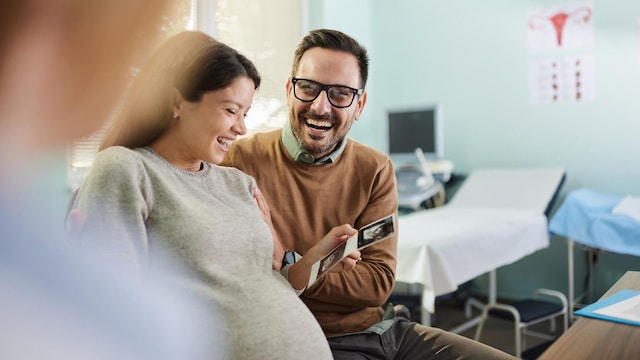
171 87 182 118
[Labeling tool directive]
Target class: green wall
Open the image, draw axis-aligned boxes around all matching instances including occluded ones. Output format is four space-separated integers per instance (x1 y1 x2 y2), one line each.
310 0 640 300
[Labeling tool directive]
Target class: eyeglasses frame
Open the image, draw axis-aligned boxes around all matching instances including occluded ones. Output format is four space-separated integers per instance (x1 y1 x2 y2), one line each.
291 77 363 108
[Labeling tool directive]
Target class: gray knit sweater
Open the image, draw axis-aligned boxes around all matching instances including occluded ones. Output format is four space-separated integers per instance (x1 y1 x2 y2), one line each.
73 146 332 360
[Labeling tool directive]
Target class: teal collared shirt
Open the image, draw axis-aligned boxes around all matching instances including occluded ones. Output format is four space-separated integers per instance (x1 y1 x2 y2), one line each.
281 121 346 165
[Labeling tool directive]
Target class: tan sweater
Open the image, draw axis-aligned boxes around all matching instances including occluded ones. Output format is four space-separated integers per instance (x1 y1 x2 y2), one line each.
223 130 398 336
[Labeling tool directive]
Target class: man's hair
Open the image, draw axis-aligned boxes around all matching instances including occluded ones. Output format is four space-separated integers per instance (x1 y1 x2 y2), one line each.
291 29 369 89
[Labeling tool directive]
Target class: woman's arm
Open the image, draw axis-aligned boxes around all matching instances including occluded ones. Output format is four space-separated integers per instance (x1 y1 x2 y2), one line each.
71 148 150 276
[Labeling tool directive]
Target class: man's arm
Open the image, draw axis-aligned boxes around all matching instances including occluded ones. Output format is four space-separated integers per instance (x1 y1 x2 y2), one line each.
302 159 398 307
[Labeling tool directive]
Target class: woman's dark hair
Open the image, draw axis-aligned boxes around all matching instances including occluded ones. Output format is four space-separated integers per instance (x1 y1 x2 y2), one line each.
100 31 260 150
291 29 369 89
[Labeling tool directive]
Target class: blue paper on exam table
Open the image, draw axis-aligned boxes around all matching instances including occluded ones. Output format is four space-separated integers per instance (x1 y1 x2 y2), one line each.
549 189 640 257
574 289 640 327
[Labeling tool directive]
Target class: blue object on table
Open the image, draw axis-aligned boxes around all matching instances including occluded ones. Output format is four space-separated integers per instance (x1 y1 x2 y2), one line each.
549 188 640 257
574 289 640 327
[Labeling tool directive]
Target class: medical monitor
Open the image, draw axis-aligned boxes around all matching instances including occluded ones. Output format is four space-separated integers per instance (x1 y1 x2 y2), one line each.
386 104 443 164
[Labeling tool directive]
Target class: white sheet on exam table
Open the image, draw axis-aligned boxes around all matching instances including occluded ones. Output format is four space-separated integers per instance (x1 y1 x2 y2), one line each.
397 206 548 312
395 167 565 313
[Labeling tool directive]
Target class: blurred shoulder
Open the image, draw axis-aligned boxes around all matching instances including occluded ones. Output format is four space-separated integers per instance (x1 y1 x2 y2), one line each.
88 146 149 181
94 146 141 164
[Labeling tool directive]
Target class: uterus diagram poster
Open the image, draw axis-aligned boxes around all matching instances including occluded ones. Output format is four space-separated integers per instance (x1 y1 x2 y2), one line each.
527 1 594 54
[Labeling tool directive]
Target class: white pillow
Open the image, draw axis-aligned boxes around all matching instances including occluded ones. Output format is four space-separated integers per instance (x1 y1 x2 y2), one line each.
612 195 640 222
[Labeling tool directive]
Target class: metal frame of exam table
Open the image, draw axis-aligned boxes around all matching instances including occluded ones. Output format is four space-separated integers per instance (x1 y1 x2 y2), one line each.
395 168 566 330
566 239 596 322
549 188 640 322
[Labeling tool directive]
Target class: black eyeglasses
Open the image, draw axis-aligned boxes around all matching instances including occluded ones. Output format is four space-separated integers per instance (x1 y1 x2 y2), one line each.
291 78 363 108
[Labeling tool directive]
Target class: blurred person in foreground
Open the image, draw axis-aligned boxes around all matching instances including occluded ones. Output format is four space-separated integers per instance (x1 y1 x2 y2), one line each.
223 28 517 359
69 30 362 359
0 1 222 359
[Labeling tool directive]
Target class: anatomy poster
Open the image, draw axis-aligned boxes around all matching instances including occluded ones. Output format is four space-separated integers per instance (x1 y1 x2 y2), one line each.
529 55 595 105
527 1 594 53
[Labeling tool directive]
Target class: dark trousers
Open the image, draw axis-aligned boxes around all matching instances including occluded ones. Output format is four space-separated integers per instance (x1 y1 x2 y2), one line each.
328 311 516 360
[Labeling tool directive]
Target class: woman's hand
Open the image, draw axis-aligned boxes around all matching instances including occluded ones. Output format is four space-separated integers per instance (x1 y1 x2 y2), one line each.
253 186 285 271
66 208 86 243
285 224 359 292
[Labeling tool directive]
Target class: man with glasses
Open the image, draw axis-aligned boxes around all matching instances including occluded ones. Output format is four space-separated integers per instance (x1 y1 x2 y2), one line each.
223 28 515 359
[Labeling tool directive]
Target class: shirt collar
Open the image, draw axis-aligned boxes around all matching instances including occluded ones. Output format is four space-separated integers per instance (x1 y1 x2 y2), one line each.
282 121 346 165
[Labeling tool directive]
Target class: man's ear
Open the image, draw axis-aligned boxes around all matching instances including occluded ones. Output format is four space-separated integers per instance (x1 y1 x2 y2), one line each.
285 76 293 96
285 77 295 108
354 90 367 121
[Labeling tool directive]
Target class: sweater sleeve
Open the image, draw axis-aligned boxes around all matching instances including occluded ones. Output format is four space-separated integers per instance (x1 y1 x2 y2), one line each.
71 147 151 276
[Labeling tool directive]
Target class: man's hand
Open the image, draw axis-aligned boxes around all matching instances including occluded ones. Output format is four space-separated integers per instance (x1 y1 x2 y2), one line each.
332 250 361 273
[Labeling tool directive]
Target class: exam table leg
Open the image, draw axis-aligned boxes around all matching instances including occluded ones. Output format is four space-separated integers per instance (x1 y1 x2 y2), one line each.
568 238 575 323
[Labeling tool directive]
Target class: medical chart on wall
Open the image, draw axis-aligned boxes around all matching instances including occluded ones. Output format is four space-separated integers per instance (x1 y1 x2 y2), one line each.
529 55 595 105
527 1 595 105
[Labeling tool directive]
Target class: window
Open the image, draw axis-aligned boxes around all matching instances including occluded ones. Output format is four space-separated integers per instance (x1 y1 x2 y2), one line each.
68 0 305 190
203 0 304 132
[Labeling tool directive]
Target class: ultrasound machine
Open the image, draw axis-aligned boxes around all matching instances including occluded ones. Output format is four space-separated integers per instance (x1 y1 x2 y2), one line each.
387 105 453 211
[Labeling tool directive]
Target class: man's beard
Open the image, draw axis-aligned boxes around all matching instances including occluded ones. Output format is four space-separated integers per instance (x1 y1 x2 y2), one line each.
291 109 340 156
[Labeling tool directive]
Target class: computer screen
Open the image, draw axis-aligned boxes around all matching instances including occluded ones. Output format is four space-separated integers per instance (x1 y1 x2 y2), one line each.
386 104 443 163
